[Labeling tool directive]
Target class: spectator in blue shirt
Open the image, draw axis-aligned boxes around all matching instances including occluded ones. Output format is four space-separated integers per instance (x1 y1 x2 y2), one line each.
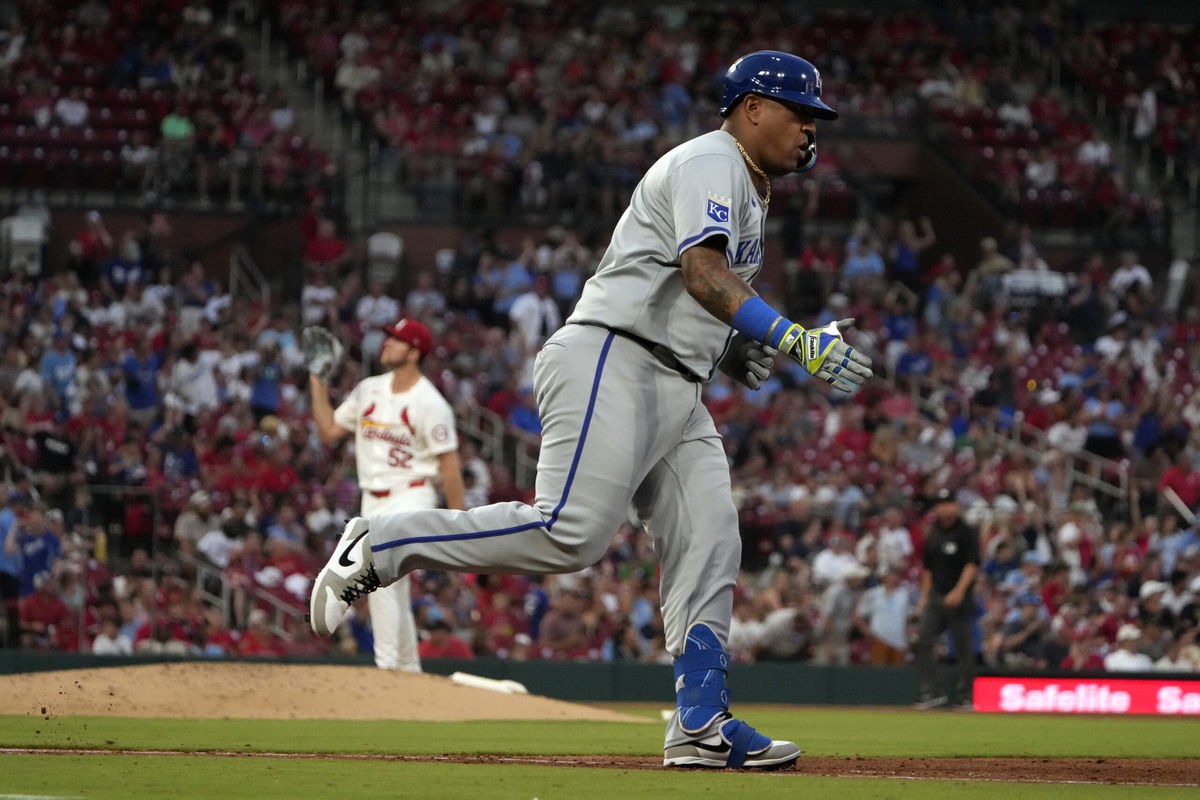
982 538 1021 583
121 338 162 428
842 239 885 282
39 333 76 407
508 387 542 436
249 344 283 420
895 333 933 378
883 288 917 344
0 505 22 647
266 504 305 547
102 234 145 297
492 253 532 317
16 508 60 597
523 577 549 641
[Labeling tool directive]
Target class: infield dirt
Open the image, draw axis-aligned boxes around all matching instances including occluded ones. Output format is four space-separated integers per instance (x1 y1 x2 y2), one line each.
0 663 649 722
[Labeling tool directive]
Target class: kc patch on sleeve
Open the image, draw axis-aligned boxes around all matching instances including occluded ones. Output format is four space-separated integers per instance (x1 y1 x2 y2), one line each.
706 192 731 223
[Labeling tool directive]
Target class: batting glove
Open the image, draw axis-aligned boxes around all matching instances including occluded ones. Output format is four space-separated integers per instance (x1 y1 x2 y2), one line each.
779 318 873 392
719 332 778 390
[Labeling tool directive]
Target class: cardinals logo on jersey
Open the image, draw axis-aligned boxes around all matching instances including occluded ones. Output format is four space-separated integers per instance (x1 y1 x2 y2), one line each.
359 399 414 447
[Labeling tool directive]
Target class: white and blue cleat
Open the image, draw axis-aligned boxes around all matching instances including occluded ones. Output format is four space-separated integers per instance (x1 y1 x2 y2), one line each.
663 623 801 768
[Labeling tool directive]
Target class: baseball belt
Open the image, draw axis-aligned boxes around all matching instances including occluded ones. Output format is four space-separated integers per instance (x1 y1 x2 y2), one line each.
368 479 427 498
581 324 701 383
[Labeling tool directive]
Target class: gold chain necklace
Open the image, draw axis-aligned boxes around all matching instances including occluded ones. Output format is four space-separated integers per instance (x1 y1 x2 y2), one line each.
728 133 770 207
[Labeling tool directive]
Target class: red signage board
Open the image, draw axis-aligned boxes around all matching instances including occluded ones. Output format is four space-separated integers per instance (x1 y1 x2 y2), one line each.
974 676 1200 715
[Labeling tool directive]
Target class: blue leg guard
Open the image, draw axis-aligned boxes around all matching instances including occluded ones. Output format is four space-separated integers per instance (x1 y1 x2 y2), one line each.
675 623 731 733
675 623 771 767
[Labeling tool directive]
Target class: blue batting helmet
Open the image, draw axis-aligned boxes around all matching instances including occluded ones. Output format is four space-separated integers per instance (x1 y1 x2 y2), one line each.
719 51 838 120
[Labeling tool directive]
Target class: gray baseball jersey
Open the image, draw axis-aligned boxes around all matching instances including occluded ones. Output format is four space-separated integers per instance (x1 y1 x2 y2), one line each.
360 128 760 701
568 130 765 379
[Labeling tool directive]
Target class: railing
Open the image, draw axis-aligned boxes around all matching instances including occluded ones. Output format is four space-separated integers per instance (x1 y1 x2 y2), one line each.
177 551 232 625
456 400 540 491
228 244 270 309
456 401 504 473
176 552 303 641
79 485 305 641
253 584 309 640
1051 51 1196 205
879 363 1128 501
87 484 165 564
513 432 539 490
982 412 1129 500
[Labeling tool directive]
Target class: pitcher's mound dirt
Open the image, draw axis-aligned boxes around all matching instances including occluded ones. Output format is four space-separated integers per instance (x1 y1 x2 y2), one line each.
1 663 650 722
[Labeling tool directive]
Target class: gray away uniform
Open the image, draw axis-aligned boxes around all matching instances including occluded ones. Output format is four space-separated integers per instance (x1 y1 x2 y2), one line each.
366 130 765 655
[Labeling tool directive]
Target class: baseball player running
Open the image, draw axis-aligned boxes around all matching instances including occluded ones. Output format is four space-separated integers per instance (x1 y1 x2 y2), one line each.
308 319 464 671
310 51 871 767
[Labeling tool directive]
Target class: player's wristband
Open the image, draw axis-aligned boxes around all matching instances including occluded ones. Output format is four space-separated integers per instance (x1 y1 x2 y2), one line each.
731 297 804 352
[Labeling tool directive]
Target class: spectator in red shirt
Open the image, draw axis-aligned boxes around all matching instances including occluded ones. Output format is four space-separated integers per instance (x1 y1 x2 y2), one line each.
237 608 284 656
1060 628 1106 671
253 441 301 495
1172 307 1200 346
133 600 194 653
303 218 350 272
538 589 589 660
1040 563 1069 616
215 450 258 493
833 405 872 454
200 605 239 656
69 210 113 286
485 375 523 420
418 620 475 659
1159 452 1200 513
477 590 526 656
19 573 69 648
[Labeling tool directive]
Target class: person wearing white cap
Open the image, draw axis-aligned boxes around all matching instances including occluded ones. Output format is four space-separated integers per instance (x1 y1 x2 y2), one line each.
174 490 219 558
1138 580 1175 629
309 318 464 671
1104 624 1154 672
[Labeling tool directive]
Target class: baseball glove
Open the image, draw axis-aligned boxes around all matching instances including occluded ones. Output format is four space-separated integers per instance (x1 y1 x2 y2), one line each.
301 325 344 383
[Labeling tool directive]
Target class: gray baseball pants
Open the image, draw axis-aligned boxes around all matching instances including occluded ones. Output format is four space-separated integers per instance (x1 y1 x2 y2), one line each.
366 323 740 655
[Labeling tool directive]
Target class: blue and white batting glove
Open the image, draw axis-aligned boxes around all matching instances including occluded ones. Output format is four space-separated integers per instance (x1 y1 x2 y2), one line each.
779 318 873 392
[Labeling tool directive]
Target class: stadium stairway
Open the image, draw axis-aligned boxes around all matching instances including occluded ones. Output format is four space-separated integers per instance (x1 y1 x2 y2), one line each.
234 17 416 232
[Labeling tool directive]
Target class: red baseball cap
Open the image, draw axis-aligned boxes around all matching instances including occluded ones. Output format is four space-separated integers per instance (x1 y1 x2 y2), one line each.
381 318 433 356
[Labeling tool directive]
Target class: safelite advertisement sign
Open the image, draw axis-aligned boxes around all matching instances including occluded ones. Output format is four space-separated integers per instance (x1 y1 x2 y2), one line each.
974 677 1200 714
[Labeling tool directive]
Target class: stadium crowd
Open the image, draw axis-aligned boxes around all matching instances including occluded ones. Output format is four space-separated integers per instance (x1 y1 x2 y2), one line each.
0 0 1189 246
0 0 1197 678
1 194 1198 675
266 0 1189 243
0 0 334 207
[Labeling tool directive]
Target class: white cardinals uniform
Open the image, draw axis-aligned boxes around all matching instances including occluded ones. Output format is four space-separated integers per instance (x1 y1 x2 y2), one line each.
334 372 458 669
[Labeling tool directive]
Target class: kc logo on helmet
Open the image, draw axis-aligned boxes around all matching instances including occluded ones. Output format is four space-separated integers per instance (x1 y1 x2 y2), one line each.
706 192 731 223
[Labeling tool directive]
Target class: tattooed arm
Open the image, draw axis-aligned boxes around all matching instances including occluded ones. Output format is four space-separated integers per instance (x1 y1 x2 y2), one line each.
680 243 756 324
